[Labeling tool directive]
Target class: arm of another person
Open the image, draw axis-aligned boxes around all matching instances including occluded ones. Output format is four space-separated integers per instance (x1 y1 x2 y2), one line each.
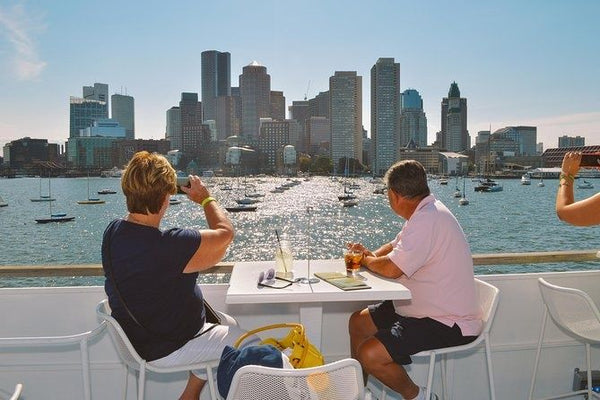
181 176 235 272
556 151 600 226
350 242 405 279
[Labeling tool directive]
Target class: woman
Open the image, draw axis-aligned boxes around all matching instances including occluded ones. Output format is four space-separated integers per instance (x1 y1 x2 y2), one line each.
102 151 245 400
556 151 600 226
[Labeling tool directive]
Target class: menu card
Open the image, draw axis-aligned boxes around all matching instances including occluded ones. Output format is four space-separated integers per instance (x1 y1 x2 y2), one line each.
314 272 371 291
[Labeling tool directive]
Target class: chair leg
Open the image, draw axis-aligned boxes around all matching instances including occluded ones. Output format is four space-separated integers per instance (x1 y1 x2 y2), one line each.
528 310 548 400
137 368 145 400
587 343 593 400
80 337 91 400
425 352 436 399
122 365 129 400
484 335 496 400
441 354 447 400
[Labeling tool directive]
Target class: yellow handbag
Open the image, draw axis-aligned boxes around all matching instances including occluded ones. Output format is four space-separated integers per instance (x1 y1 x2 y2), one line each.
234 323 325 368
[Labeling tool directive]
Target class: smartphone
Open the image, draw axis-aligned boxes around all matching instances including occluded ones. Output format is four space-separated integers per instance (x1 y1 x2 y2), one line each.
176 176 190 188
580 153 600 167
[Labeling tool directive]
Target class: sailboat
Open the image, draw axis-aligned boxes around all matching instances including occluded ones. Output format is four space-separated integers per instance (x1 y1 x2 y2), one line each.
35 179 75 223
538 176 545 187
458 177 469 206
453 176 462 197
77 175 105 205
30 175 56 202
0 195 7 207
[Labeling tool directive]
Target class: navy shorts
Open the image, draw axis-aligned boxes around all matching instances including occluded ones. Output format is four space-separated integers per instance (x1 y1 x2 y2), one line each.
368 300 477 365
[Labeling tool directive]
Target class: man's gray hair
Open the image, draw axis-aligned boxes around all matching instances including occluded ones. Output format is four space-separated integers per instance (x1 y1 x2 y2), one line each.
384 160 430 199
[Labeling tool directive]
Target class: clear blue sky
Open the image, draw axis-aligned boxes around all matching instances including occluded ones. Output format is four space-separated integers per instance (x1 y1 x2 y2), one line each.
1 0 599 150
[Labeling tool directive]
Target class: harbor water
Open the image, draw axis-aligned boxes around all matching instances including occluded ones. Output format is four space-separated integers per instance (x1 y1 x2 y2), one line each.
1 175 600 287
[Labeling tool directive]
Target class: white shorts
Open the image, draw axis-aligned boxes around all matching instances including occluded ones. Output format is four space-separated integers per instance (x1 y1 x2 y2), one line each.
150 311 259 379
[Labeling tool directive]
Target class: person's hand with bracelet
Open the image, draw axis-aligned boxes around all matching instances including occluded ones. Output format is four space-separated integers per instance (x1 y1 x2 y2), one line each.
180 175 215 206
559 151 582 187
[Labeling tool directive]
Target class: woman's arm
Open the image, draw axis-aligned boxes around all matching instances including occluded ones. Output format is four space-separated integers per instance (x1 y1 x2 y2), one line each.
556 152 600 226
181 176 235 272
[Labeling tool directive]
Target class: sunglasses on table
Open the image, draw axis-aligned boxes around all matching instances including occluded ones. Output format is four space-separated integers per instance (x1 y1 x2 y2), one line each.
257 268 296 289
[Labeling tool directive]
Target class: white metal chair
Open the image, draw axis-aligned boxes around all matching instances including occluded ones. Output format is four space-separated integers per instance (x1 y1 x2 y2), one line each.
221 357 365 400
5 383 23 400
0 323 105 400
367 278 500 400
96 299 219 400
528 278 600 400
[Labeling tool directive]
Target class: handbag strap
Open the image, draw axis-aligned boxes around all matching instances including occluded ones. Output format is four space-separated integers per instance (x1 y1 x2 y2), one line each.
233 322 303 348
103 220 218 341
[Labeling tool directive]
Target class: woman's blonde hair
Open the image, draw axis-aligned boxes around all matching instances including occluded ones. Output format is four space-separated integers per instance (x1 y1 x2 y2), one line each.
121 151 177 214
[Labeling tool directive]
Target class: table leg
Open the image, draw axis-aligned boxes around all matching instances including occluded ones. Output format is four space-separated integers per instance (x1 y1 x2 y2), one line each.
299 304 323 349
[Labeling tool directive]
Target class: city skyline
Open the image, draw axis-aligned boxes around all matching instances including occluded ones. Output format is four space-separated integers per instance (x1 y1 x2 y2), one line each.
1 1 599 150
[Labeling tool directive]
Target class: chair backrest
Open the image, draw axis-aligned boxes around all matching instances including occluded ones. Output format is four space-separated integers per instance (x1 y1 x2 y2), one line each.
476 278 501 336
96 299 145 370
538 278 600 343
225 358 364 400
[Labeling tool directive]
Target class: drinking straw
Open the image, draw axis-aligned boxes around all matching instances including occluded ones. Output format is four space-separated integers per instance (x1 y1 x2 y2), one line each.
275 229 288 273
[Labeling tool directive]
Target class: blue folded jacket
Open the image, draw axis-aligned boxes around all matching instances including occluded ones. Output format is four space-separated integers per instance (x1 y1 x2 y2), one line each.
217 344 283 398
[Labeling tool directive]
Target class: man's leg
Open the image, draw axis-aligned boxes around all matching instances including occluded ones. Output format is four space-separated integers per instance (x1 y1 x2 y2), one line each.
179 373 206 400
356 337 419 400
349 308 378 383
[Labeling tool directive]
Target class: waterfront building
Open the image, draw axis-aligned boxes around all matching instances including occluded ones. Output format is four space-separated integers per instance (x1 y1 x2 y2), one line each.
201 50 231 123
492 126 537 156
165 106 182 150
2 137 60 171
330 71 363 171
400 89 428 148
112 139 171 168
111 94 135 139
307 116 330 155
542 145 600 167
270 90 286 121
215 95 241 141
258 118 292 172
79 119 126 138
558 135 585 148
240 61 271 139
69 97 107 138
371 58 400 176
289 100 309 153
67 136 115 169
440 82 469 152
179 92 211 162
397 146 441 174
83 82 109 105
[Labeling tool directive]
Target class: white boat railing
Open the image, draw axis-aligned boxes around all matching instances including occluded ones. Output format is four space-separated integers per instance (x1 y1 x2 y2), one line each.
0 249 598 278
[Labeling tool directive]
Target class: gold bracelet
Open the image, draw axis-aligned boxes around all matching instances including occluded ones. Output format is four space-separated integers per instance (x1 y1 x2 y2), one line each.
559 172 574 182
201 197 216 208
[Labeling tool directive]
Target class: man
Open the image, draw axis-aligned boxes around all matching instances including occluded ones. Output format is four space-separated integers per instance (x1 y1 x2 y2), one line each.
348 160 482 400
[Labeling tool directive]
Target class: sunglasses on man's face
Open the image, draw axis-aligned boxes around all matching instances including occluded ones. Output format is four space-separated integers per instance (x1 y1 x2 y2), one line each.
257 268 296 289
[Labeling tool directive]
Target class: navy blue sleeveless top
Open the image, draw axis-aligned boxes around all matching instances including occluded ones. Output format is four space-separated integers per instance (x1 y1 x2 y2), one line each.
102 219 204 361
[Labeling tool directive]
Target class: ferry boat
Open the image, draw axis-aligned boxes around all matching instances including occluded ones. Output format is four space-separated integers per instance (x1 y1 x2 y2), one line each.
2 250 600 399
521 173 532 185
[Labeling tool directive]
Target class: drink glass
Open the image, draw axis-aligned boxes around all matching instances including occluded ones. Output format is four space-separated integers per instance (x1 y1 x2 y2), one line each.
275 239 294 280
344 249 363 278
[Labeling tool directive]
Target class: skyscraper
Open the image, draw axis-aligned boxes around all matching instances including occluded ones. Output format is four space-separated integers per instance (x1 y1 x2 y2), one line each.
239 61 271 139
400 89 428 148
441 82 469 152
330 71 362 171
111 94 135 140
179 92 206 157
166 106 181 150
70 83 109 138
371 58 400 176
201 50 231 123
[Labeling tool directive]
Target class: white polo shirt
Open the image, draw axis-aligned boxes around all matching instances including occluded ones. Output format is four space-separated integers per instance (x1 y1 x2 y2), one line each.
388 194 482 336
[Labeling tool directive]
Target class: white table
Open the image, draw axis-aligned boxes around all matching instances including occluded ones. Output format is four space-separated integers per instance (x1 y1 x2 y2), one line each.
226 259 411 348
